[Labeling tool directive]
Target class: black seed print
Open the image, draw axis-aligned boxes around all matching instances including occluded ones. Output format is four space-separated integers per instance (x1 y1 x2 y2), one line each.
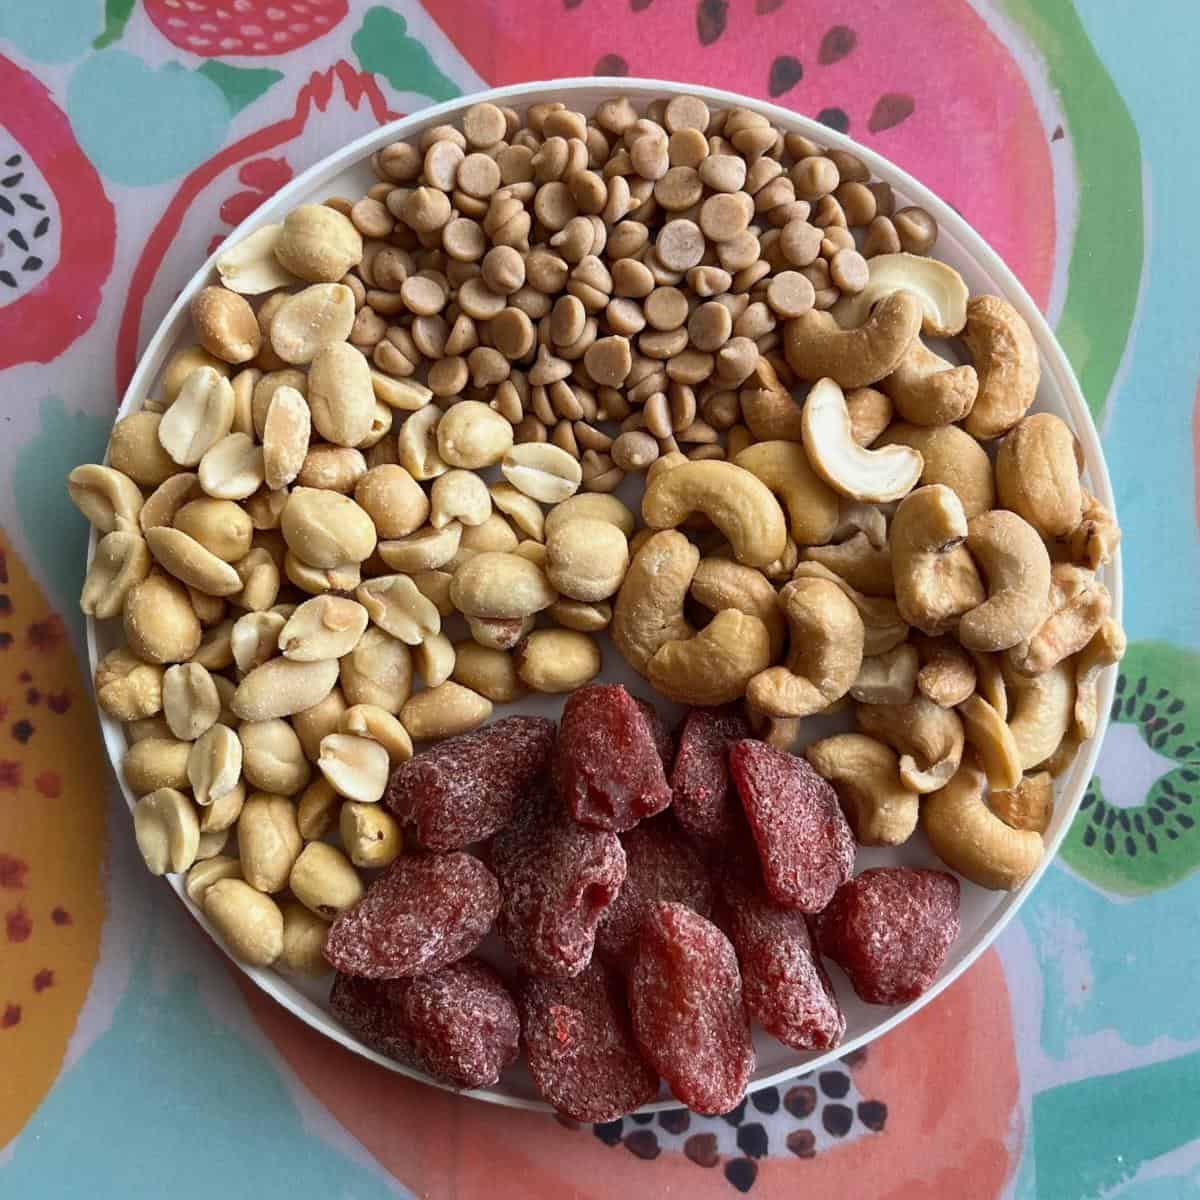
11 720 33 744
737 1123 769 1158
563 0 583 8
595 54 629 76
623 1129 660 1159
1167 828 1180 840
1082 826 1096 847
0 271 15 289
786 1128 816 1157
1126 835 1137 856
1 173 23 188
630 1111 653 1125
33 217 49 239
822 1103 854 1137
768 56 803 97
1147 832 1158 852
1150 807 1164 826
724 1158 757 1192
756 0 784 13
594 1119 624 1146
22 257 42 273
1103 832 1115 854
816 108 849 134
784 1084 817 1118
8 230 28 252
696 0 728 46
0 196 12 216
818 25 856 64
868 93 915 133
818 1070 850 1098
20 193 44 211
659 1107 689 1135
750 1087 779 1115
1051 125 1065 141
857 1099 888 1131
632 0 654 9
4 155 20 167
722 1097 747 1126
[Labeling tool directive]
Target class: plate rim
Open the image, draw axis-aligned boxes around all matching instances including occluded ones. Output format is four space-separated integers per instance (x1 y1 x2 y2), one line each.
86 75 1123 1113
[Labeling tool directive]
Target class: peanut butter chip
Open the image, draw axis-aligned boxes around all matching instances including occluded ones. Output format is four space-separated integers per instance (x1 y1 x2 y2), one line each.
644 287 689 331
829 247 870 293
698 154 747 193
664 94 710 133
780 218 823 267
766 270 817 318
400 275 446 316
462 101 506 148
458 153 502 199
656 219 705 271
583 336 633 387
699 192 753 243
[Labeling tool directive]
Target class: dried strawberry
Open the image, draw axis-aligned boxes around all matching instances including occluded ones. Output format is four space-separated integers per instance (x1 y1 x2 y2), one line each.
720 864 844 1051
634 696 674 768
556 685 672 832
628 901 754 1116
815 868 961 1005
595 816 714 973
669 706 750 850
401 959 520 1089
324 852 499 979
730 739 854 911
520 961 659 1121
386 716 556 850
329 973 418 1067
491 785 626 978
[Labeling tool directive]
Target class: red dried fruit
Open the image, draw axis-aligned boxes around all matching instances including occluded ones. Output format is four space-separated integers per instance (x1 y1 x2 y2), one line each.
634 696 674 768
595 815 714 973
556 684 672 832
330 958 519 1089
628 901 755 1116
385 716 556 850
720 863 845 1051
815 867 961 1005
730 739 854 911
324 852 499 979
401 958 520 1088
669 706 750 850
491 784 626 978
520 960 660 1121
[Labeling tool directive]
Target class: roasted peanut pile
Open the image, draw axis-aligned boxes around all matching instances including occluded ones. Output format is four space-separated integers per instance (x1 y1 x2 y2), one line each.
72 94 1123 998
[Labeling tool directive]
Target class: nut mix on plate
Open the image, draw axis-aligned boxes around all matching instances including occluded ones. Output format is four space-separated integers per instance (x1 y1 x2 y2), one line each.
70 91 1125 1117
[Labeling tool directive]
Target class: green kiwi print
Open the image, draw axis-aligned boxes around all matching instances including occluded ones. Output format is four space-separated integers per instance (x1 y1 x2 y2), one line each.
1061 641 1200 895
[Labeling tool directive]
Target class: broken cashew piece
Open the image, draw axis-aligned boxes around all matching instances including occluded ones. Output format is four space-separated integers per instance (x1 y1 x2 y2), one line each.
647 609 772 706
923 752 1043 890
805 733 920 846
739 358 805 442
1005 660 1075 771
831 253 969 337
880 338 978 427
959 509 1052 652
803 532 894 598
957 693 1022 791
990 772 1055 835
914 635 977 708
784 290 923 388
802 378 923 503
746 577 864 718
733 439 839 546
849 643 919 705
1007 563 1111 677
611 530 698 674
890 485 985 636
855 694 965 793
641 459 787 568
1073 617 1126 740
961 295 1040 440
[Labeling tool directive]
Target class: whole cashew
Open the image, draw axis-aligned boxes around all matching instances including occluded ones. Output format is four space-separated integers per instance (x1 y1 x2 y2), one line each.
690 556 786 659
923 753 1043 890
995 413 1084 539
881 338 978 427
876 422 996 520
641 459 788 568
1007 563 1111 677
805 733 920 846
784 291 923 388
846 387 894 447
1005 660 1075 771
739 357 804 442
855 694 965 793
1073 617 1126 740
611 530 698 673
959 509 1052 652
957 694 1022 791
849 644 919 705
791 561 908 656
831 253 970 337
890 485 985 636
734 440 839 546
747 577 864 718
647 609 773 706
961 296 1040 440
914 635 977 708
803 532 894 597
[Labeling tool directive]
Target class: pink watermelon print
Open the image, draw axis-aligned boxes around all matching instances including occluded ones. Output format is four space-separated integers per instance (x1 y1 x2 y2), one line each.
429 0 1055 306
143 0 349 57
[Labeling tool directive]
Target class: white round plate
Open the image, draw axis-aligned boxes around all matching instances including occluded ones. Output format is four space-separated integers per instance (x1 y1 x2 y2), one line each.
86 78 1122 1112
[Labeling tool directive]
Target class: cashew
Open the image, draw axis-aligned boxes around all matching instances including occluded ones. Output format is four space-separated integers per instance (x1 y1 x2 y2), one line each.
1004 660 1075 772
969 650 1009 721
133 787 201 875
829 498 888 549
739 357 804 442
450 551 557 618
649 609 773 706
733 439 839 545
232 657 339 721
239 718 311 795
1073 617 1126 740
414 631 456 687
961 296 1040 440
783 291 923 387
850 643 919 705
747 577 864 717
690 556 785 659
922 752 1042 890
356 574 441 644
516 629 602 693
278 596 368 661
801 378 923 503
957 693 1022 790
1007 564 1111 676
68 464 144 534
846 387 894 447
289 843 364 920
1045 739 1080 784
81 530 152 619
805 734 920 846
891 485 985 636
162 662 220 741
612 530 698 673
746 710 803 752
959 510 1052 652
1068 491 1121 570
803 532 893 598
914 636 977 708
399 681 493 740
990 771 1054 835
876 421 995 519
318 733 390 803
831 253 969 337
204 878 284 966
791 561 908 656
855 694 965 793
996 413 1084 539
340 802 403 869
880 338 977 426
642 459 787 567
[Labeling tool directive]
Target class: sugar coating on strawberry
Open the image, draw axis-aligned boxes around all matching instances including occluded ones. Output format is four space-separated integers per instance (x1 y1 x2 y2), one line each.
520 960 659 1121
594 815 714 973
730 739 854 911
385 716 556 851
324 852 499 979
556 685 672 832
329 973 417 1067
628 901 754 1116
490 784 626 978
144 0 349 57
720 862 845 1052
669 705 750 850
815 867 961 1006
634 696 674 768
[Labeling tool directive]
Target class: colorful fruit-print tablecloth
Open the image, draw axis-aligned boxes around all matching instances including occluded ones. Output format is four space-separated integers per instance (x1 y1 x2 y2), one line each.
2 0 1198 1195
